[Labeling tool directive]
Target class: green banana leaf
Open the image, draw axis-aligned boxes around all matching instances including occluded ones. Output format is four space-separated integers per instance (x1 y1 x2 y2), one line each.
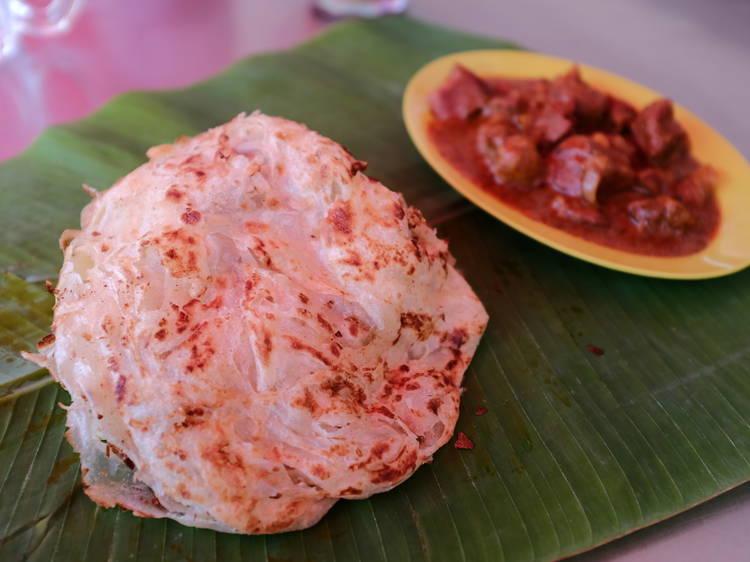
2 15 750 562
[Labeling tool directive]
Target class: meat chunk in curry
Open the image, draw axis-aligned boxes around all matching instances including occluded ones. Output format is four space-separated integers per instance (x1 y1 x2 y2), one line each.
546 133 634 202
430 64 489 120
550 194 607 226
671 165 716 206
631 99 689 163
476 119 542 188
548 67 608 125
627 196 694 236
428 64 719 256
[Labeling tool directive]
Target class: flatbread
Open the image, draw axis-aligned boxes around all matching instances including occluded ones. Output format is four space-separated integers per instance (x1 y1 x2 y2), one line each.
25 112 488 534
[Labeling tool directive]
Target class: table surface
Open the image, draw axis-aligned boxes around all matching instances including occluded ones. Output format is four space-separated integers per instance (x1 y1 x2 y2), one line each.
1 0 749 560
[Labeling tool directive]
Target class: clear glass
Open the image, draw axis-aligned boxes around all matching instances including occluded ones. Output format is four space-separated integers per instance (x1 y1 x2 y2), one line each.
0 0 83 58
314 0 409 19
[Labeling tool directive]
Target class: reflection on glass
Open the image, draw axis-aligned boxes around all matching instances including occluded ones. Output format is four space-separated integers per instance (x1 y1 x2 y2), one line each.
314 0 409 19
0 0 83 59
0 0 86 160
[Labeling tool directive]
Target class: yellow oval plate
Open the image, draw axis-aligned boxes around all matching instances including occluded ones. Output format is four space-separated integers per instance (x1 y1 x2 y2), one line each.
403 50 750 279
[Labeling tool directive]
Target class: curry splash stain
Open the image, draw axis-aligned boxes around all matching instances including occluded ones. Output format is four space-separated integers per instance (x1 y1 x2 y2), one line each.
48 455 79 484
502 399 534 452
24 414 51 436
24 410 65 437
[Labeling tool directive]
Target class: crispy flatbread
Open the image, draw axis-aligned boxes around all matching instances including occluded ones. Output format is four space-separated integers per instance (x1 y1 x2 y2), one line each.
25 112 488 534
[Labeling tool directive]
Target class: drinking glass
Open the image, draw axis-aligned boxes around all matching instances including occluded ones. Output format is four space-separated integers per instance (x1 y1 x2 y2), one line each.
0 0 83 59
314 0 409 19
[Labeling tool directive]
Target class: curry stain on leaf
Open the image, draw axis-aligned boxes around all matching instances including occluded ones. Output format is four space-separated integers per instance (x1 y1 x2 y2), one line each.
510 451 527 474
169 543 198 562
501 399 534 452
24 409 65 437
47 455 78 485
542 375 573 407
24 413 51 436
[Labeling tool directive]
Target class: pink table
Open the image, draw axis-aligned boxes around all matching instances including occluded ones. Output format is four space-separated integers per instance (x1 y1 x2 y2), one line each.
2 0 749 559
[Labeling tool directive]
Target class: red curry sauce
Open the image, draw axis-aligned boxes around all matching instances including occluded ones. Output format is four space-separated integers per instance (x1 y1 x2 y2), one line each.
428 65 719 256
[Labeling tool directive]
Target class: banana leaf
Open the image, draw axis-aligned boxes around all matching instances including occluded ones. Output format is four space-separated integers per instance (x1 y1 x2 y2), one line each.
2 15 750 562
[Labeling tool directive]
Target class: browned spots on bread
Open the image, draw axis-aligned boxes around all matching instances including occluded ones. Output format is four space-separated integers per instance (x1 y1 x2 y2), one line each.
244 221 269 234
286 336 333 367
259 329 273 364
316 314 333 333
350 160 368 177
166 188 183 200
328 200 353 235
38 333 56 348
393 312 433 344
341 251 362 267
107 443 135 469
294 388 320 415
345 316 361 337
185 336 215 373
371 405 395 419
202 441 243 469
428 398 442 414
393 201 406 221
175 406 207 429
321 375 366 405
329 342 342 357
311 464 331 480
370 449 418 484
181 208 202 224
115 375 127 403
